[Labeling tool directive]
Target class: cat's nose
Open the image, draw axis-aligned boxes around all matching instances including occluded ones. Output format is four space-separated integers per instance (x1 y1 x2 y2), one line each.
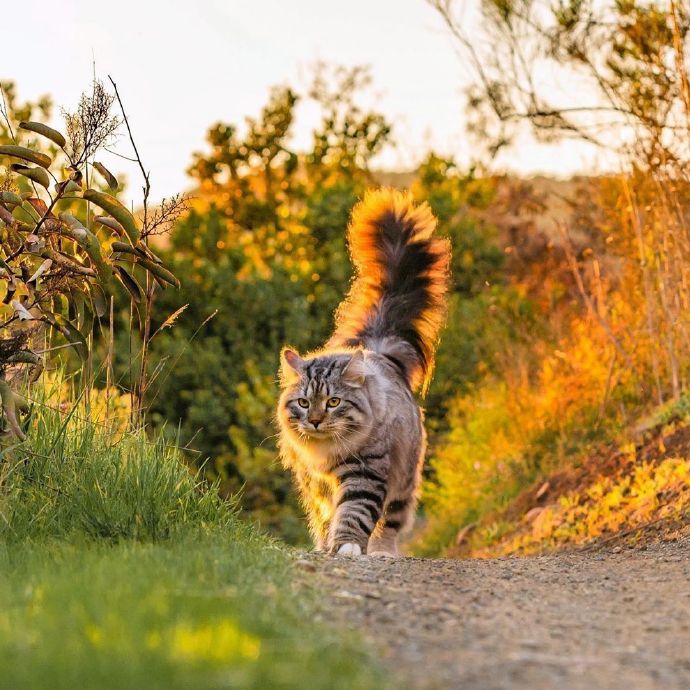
309 418 323 429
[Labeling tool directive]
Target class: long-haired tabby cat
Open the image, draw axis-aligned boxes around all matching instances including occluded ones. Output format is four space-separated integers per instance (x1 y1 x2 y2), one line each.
277 188 450 556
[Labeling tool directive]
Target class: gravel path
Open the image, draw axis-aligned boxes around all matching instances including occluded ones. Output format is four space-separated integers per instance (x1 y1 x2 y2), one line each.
301 535 690 690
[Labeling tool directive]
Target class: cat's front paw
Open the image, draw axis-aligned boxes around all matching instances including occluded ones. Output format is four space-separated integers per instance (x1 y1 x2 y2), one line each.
336 543 362 556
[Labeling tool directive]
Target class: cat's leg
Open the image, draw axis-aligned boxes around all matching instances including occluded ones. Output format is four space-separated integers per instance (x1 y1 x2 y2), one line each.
308 513 328 552
369 431 424 556
313 533 327 553
368 497 414 557
295 470 331 552
328 458 388 556
367 525 399 557
306 494 331 552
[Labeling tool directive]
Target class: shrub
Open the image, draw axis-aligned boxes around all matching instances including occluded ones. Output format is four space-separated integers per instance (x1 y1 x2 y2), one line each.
0 79 183 437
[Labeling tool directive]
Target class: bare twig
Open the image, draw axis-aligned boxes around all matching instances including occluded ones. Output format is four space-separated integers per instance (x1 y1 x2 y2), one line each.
142 194 190 238
0 84 17 143
107 75 150 228
108 75 154 424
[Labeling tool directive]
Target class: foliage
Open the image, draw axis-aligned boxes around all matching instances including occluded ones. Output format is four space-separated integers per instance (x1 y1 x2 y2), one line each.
307 63 391 178
416 317 629 556
0 375 230 542
0 79 180 438
475 453 690 557
414 1 690 557
0 376 389 690
140 69 395 541
430 0 690 167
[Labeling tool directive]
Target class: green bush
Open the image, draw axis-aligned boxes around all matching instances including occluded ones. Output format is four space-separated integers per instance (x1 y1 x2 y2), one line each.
134 74 387 540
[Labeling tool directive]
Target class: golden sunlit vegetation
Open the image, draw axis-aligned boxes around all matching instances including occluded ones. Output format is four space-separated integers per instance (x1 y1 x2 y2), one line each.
415 0 690 555
3 4 690 565
415 172 690 554
6 3 690 689
446 405 690 558
501 455 690 553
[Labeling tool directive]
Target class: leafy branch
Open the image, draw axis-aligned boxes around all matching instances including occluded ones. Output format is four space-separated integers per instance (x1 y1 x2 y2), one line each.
0 79 182 437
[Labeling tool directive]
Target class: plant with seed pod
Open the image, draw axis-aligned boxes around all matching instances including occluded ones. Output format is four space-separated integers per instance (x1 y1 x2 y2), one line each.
0 79 185 438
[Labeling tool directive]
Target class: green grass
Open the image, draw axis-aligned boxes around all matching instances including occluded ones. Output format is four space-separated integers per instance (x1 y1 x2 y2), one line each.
0 533 385 690
0 388 388 690
0 385 230 542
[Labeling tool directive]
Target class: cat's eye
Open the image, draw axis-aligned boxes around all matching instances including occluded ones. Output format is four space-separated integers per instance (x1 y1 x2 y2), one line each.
326 397 341 408
297 398 310 408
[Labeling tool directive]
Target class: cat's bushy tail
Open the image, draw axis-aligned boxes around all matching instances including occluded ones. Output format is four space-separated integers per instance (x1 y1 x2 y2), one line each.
328 188 451 395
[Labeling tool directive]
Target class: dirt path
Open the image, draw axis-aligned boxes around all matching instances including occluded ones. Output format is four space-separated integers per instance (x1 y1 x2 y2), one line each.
301 534 690 690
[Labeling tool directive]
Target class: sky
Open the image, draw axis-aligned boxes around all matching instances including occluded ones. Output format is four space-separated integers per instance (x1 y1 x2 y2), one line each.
3 0 611 205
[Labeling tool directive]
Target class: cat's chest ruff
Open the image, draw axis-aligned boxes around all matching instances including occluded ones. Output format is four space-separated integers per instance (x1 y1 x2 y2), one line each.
295 438 339 473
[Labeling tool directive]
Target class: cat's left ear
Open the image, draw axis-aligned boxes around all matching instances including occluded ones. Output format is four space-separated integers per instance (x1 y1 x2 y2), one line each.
342 350 366 387
280 347 304 386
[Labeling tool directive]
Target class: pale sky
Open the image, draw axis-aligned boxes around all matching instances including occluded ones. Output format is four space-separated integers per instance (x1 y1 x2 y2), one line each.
4 0 611 205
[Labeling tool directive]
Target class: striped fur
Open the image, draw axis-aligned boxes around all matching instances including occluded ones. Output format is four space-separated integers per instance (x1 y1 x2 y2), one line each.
329 188 450 395
276 189 450 556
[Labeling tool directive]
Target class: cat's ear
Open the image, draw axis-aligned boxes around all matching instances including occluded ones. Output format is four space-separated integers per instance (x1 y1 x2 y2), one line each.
342 350 366 387
280 348 304 386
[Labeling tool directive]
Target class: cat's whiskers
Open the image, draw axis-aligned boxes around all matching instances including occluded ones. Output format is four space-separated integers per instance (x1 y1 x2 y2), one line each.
276 189 449 555
259 432 281 447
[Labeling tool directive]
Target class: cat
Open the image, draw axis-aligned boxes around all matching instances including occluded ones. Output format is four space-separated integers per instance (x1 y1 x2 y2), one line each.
276 188 450 556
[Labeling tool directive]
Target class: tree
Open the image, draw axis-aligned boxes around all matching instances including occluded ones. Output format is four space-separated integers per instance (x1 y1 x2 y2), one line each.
429 0 690 168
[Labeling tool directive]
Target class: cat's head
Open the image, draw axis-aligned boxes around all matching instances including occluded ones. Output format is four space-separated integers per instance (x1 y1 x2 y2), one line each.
278 348 371 442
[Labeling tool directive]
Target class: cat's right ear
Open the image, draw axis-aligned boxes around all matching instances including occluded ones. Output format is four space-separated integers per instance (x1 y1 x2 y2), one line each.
280 348 304 386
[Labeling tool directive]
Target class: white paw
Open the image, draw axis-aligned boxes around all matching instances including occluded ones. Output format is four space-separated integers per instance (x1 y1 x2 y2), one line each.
337 543 362 556
368 550 397 558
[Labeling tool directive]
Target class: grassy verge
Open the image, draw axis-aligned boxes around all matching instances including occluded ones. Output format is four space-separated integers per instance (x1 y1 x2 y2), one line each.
0 533 385 690
0 388 387 690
